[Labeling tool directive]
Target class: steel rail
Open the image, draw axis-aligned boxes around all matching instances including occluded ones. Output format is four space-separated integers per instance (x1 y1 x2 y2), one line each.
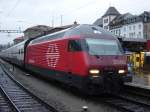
0 85 20 112
0 63 59 112
103 94 150 112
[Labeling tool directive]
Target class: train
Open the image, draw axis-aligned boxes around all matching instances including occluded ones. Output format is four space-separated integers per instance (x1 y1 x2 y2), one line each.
0 24 132 94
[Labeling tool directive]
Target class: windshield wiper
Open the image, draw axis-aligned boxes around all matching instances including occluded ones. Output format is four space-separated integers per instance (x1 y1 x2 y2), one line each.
90 50 100 58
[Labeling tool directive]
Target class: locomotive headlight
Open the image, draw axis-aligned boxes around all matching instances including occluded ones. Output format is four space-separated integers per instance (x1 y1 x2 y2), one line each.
89 69 100 74
118 69 125 74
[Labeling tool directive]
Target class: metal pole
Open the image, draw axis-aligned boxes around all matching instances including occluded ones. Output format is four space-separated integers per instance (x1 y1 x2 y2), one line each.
61 15 63 26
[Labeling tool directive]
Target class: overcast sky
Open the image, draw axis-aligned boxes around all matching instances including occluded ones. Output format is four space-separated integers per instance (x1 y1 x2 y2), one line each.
0 0 150 44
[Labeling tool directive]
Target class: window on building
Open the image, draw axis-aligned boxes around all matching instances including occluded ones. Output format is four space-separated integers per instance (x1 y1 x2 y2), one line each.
132 33 135 38
118 29 121 36
133 32 135 37
144 34 147 39
144 25 147 33
116 30 118 34
134 18 136 22
129 33 132 38
144 17 148 22
104 26 108 29
124 34 126 37
124 27 126 31
139 32 141 37
133 25 135 30
139 24 141 29
104 18 108 23
129 26 131 30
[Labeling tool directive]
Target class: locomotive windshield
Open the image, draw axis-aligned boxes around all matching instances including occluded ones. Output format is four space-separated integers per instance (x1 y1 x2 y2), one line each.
85 38 123 55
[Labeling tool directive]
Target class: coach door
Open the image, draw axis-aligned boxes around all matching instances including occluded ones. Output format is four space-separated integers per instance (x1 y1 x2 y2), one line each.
67 40 83 75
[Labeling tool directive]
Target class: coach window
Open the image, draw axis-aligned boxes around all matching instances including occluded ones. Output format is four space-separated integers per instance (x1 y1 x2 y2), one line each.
68 40 82 52
19 49 21 54
21 49 24 54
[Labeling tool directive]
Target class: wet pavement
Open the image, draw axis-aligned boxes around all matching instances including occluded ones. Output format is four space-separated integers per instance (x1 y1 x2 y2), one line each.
125 70 150 89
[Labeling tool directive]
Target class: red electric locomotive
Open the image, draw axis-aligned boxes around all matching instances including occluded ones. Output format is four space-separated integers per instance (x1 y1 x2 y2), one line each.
25 24 132 94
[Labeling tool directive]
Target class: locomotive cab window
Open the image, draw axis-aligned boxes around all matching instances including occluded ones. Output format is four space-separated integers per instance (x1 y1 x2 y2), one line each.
85 38 123 55
68 40 82 52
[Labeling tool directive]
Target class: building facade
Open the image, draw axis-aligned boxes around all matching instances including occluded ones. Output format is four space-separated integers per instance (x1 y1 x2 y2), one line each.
94 7 150 40
109 12 150 39
110 16 144 39
13 36 24 44
93 7 120 30
145 16 150 51
103 15 117 30
143 12 150 40
121 22 143 38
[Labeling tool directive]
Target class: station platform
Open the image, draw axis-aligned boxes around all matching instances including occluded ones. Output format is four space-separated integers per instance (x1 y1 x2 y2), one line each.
125 70 150 90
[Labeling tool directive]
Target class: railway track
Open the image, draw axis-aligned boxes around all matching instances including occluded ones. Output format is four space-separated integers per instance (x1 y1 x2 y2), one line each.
124 84 150 98
0 63 58 112
1 60 150 112
0 88 17 112
102 93 150 112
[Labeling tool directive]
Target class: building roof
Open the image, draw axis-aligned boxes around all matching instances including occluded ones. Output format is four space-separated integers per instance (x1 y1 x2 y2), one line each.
24 25 53 33
23 23 78 39
93 18 103 26
45 23 78 34
14 36 24 40
109 13 134 26
109 12 150 29
117 13 133 20
109 11 150 29
139 11 150 22
13 36 24 44
103 6 120 17
140 11 150 17
93 6 120 26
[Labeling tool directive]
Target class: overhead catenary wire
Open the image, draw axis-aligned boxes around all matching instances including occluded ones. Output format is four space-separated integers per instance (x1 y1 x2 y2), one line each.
7 0 21 17
52 0 97 26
